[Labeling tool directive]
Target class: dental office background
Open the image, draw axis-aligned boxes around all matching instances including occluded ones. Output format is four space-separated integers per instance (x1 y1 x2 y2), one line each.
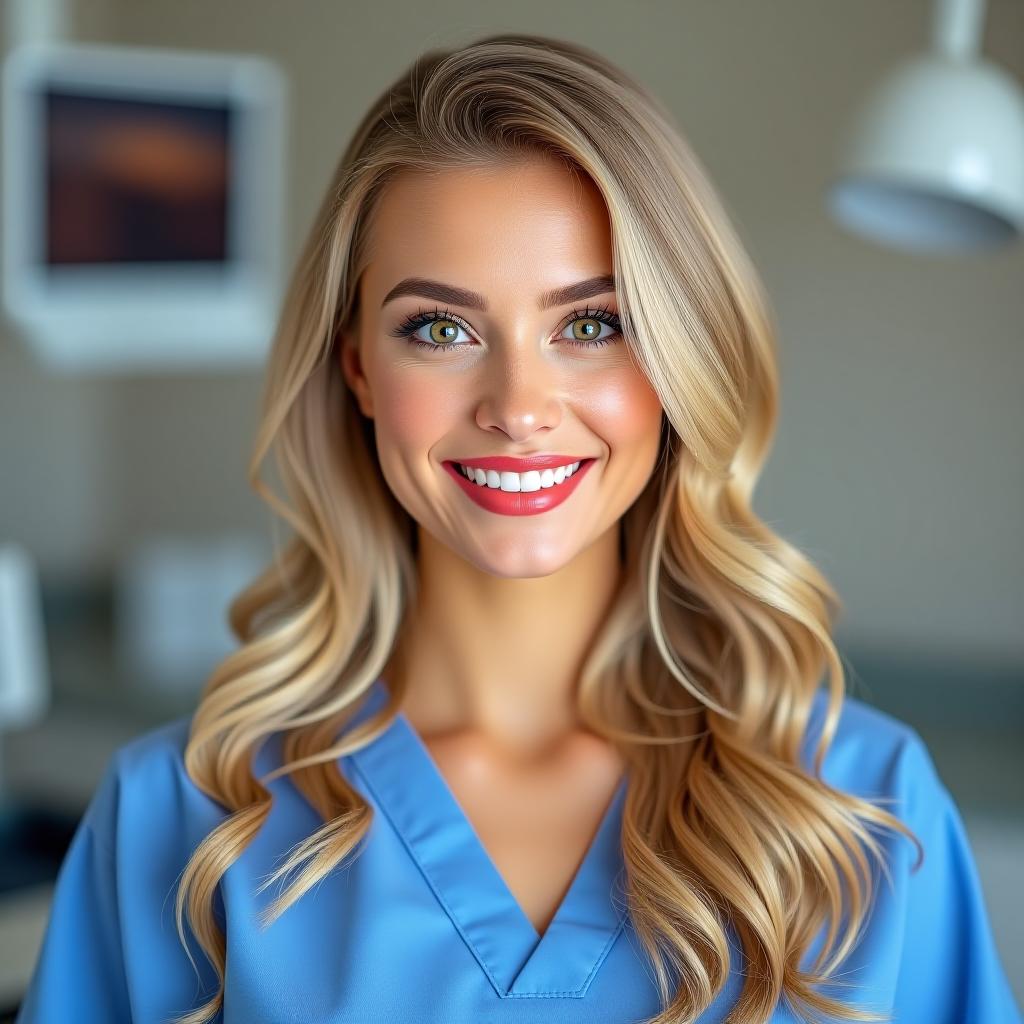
0 0 1021 1017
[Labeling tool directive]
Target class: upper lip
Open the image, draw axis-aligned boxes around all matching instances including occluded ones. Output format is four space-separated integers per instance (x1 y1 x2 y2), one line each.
451 454 593 472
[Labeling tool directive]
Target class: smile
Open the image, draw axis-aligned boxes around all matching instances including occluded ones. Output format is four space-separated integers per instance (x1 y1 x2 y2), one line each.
443 458 597 516
455 459 583 491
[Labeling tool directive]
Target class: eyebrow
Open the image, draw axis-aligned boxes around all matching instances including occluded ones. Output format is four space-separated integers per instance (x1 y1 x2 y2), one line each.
380 274 617 311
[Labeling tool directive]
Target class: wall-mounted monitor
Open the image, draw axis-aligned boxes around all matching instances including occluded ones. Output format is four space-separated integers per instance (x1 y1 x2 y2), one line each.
2 41 288 373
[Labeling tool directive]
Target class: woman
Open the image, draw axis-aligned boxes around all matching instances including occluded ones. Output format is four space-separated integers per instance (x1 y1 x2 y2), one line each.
16 33 1020 1024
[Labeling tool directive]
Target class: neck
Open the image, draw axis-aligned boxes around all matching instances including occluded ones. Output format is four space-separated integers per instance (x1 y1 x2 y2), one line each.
383 523 624 759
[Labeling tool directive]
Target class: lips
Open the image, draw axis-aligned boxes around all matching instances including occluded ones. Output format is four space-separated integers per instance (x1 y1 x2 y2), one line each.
444 457 597 517
450 454 591 473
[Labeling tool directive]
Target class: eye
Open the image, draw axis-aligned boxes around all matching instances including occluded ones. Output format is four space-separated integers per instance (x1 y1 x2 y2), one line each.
389 305 623 353
558 307 622 348
390 308 473 352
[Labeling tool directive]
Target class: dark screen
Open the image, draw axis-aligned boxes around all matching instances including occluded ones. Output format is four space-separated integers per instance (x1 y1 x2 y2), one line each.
44 89 233 265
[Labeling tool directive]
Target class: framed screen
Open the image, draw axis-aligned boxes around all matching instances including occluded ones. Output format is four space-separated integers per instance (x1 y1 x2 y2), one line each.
2 42 287 372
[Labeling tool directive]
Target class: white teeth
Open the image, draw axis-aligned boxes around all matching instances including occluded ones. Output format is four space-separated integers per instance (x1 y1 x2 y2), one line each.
458 460 583 492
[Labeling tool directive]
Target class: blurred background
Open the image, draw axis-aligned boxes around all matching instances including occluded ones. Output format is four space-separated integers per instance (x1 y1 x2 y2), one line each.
0 0 1021 1017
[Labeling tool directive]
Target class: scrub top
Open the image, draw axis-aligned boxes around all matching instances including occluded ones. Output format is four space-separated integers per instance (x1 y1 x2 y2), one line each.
16 677 1022 1023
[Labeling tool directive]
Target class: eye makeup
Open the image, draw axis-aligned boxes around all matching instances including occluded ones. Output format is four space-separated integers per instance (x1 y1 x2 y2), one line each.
389 305 623 353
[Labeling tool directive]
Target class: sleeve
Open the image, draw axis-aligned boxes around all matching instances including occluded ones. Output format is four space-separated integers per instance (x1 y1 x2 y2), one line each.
890 734 1022 1023
15 760 134 1023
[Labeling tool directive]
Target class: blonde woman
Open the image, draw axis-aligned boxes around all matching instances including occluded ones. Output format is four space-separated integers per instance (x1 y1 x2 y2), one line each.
16 33 1020 1024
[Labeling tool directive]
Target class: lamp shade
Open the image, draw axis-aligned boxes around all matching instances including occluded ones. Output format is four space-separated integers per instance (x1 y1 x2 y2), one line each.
826 54 1024 252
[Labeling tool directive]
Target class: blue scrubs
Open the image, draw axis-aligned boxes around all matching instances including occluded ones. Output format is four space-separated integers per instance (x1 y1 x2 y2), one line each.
16 677 1022 1022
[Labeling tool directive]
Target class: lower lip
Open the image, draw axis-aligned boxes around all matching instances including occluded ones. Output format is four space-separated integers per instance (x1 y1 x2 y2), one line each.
444 459 597 516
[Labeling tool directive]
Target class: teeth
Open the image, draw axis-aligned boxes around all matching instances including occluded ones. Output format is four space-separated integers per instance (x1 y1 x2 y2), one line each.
457 460 583 492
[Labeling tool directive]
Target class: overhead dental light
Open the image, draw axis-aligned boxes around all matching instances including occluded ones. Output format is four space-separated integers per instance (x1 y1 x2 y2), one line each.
826 0 1024 253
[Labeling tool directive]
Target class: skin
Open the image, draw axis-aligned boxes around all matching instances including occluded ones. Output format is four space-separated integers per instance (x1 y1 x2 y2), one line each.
339 153 666 935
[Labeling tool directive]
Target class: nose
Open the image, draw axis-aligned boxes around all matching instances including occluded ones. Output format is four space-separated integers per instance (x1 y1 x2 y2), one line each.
473 341 564 442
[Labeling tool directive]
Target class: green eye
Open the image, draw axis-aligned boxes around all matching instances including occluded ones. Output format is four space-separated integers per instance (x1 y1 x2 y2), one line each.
428 320 463 345
568 317 607 343
390 305 623 353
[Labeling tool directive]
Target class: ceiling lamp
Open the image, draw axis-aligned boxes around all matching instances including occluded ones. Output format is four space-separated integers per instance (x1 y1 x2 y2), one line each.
826 0 1024 252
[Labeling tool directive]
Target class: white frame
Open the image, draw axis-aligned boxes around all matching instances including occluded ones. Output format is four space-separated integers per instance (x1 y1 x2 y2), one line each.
1 41 288 372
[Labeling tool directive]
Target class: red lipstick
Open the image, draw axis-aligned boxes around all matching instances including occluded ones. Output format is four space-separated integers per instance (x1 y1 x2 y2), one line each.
443 456 597 516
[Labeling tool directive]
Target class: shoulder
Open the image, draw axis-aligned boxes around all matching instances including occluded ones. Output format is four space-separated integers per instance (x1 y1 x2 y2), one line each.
802 687 950 822
800 695 1023 1017
84 713 315 845
110 712 194 774
99 712 195 794
82 712 230 852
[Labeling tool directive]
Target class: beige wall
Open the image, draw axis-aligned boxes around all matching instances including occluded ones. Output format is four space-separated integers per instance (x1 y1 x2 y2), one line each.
2 0 1022 662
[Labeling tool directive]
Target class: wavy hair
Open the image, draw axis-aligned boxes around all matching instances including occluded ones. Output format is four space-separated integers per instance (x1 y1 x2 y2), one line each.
171 33 921 1024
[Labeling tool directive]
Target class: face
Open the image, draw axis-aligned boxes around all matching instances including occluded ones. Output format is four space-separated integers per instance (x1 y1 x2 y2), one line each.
340 154 664 578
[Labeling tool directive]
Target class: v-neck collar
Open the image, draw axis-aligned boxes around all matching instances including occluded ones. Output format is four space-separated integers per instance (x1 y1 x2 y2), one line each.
346 677 630 998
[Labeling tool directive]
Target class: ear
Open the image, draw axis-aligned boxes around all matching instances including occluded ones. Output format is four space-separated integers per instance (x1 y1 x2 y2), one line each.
338 325 374 419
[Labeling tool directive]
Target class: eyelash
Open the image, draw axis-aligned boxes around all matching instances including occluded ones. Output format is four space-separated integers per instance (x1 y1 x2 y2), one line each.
389 304 623 353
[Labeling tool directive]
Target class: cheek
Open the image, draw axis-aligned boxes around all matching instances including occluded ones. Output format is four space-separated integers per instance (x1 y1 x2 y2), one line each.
584 369 663 452
372 369 459 453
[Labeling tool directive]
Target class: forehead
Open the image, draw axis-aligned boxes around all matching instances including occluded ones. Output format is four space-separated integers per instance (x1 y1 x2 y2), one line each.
360 156 614 301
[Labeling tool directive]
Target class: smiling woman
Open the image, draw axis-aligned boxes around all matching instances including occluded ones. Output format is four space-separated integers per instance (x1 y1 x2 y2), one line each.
15 31 1021 1024
339 155 664 576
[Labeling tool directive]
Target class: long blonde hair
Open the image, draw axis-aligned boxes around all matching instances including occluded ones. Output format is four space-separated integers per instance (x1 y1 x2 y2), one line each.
172 33 920 1024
